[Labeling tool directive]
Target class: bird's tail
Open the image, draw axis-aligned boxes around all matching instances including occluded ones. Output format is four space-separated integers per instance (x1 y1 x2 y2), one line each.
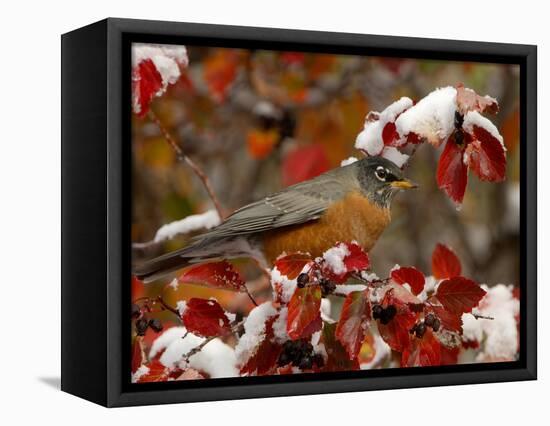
133 236 261 283
133 250 195 283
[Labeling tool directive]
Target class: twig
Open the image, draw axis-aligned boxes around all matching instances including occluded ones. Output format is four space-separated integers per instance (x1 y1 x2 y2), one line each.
473 313 494 320
243 286 259 306
148 109 225 219
182 319 245 361
156 295 181 317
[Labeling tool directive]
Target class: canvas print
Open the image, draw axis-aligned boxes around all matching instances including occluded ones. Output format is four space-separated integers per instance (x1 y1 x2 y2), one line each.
130 43 520 383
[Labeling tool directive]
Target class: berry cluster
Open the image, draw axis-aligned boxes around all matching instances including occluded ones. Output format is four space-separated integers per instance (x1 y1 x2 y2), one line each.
372 304 397 325
410 313 441 338
278 339 324 370
296 272 336 297
134 316 163 336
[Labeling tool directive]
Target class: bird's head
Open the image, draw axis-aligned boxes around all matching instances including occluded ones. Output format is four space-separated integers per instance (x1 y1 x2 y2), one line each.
355 157 417 208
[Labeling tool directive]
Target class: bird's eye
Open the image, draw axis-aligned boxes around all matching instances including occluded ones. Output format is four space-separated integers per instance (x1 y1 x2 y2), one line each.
375 166 387 181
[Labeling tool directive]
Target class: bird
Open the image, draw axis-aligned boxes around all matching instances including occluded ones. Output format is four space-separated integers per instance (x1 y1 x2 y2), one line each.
134 156 417 283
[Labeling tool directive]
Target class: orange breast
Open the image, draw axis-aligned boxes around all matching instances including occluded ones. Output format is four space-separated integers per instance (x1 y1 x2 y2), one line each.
262 191 391 264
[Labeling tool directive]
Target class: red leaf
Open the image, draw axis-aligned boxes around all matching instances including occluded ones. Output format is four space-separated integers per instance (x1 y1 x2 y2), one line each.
322 322 360 372
434 277 486 315
465 126 506 182
136 360 168 383
287 284 322 340
432 243 462 279
377 286 419 351
282 145 330 187
456 84 499 115
179 261 245 291
240 317 283 376
391 267 425 295
440 345 460 365
274 253 313 279
401 329 441 367
132 59 163 118
426 302 463 333
131 337 144 375
382 122 400 146
336 290 371 359
323 242 370 284
377 309 417 352
180 298 231 337
436 135 468 204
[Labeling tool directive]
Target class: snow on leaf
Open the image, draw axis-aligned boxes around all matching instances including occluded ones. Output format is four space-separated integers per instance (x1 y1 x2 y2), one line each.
240 316 283 376
136 359 169 383
464 125 506 182
431 243 462 279
287 284 322 340
282 144 330 187
336 290 371 359
180 298 232 337
434 277 486 315
355 97 413 155
131 44 188 117
436 134 468 204
390 266 425 295
132 59 163 117
178 261 245 291
401 329 441 367
456 84 499 115
274 253 313 280
395 86 457 147
323 242 370 284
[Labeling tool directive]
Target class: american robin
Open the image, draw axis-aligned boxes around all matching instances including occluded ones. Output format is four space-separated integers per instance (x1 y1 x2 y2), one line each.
135 157 416 283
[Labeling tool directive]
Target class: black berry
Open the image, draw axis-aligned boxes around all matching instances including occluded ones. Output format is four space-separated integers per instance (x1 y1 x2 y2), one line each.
313 353 324 368
297 273 309 288
131 303 141 318
432 318 441 332
424 313 436 327
380 305 397 324
372 304 383 320
320 279 336 297
299 356 313 370
415 322 427 338
135 318 149 336
278 351 290 366
149 318 163 332
454 111 464 129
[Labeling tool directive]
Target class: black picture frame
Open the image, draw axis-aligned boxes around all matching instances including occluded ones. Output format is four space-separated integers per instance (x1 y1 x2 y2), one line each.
61 17 537 407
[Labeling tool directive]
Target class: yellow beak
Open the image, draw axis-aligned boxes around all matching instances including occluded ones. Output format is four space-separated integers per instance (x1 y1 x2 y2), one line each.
390 179 418 190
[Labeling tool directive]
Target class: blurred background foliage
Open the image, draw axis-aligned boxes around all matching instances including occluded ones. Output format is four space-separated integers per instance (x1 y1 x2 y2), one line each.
131 45 520 317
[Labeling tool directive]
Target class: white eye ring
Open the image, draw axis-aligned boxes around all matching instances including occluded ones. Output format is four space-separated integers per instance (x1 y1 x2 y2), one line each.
375 166 388 181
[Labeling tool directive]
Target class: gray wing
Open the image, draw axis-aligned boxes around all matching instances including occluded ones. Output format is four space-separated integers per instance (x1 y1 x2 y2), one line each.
192 166 358 241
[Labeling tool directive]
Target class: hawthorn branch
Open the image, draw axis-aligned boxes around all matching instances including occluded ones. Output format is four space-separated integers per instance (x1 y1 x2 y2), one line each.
148 109 225 219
